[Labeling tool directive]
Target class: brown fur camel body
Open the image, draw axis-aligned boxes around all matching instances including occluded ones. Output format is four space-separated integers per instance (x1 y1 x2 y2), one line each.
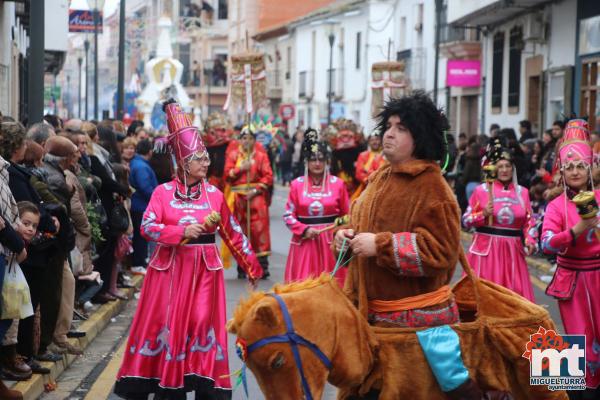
228 273 568 400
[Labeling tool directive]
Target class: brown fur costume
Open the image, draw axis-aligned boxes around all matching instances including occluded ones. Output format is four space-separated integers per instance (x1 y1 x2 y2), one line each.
343 159 460 318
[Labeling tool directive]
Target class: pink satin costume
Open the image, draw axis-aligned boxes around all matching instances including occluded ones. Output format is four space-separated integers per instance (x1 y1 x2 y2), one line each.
463 181 538 301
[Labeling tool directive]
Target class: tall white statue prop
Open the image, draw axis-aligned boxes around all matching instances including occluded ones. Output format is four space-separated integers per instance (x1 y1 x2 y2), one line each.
136 16 191 130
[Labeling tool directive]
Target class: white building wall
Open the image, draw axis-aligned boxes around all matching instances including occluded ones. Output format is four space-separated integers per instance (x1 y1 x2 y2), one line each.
484 21 532 132
548 0 576 68
45 0 69 52
286 0 448 132
483 0 576 134
0 3 15 116
279 35 296 105
0 3 26 119
447 0 498 24
391 0 446 108
0 3 14 68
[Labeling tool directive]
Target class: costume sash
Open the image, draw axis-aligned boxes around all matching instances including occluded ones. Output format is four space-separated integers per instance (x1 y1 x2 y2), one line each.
368 285 452 313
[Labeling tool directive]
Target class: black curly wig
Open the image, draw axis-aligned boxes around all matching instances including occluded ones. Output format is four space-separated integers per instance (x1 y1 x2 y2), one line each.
375 91 450 162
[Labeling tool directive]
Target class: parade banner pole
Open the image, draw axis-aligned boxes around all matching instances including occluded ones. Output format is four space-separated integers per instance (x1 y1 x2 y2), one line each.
223 33 267 242
245 32 252 241
483 165 497 226
246 113 252 241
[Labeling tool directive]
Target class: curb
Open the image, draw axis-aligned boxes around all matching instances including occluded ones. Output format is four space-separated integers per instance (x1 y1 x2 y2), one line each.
460 231 553 275
10 275 143 400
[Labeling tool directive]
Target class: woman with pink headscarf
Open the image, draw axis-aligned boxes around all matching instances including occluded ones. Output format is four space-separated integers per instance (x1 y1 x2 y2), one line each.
542 119 600 395
114 100 262 399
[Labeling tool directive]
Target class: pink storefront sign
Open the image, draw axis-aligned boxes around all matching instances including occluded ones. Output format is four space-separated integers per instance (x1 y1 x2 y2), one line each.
446 60 481 87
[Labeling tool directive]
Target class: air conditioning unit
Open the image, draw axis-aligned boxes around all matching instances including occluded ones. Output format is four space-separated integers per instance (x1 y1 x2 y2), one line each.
524 13 546 43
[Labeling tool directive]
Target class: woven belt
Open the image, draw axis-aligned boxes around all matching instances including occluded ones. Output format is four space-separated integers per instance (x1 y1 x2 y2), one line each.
186 234 216 244
297 215 338 225
557 255 600 271
475 226 523 238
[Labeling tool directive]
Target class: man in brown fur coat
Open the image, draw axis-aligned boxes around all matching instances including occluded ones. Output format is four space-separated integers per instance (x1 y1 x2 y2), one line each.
334 92 509 400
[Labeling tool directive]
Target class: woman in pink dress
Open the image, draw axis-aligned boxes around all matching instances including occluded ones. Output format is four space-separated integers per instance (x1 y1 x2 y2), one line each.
283 129 349 286
462 138 538 301
114 100 262 400
542 119 600 393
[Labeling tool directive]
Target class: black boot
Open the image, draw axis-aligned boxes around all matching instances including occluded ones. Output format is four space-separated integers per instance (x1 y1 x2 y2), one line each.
445 378 513 400
258 256 270 280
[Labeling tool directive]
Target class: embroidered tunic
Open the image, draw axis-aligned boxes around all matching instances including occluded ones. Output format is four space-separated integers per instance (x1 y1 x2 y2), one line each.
462 181 538 301
115 179 261 399
224 144 273 257
283 174 349 286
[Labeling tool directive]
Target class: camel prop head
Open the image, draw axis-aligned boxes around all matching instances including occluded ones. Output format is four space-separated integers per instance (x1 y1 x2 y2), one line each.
227 274 378 400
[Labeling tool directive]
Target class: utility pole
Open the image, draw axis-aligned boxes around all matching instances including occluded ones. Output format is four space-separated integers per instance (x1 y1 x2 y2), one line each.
78 57 83 118
116 0 126 120
28 0 45 123
433 0 443 105
327 31 335 126
85 39 90 120
94 5 99 120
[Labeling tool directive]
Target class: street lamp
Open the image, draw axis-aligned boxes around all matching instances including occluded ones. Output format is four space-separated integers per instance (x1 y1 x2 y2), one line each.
78 56 83 119
116 0 126 120
84 39 90 120
66 75 71 118
433 0 443 105
325 21 337 127
89 0 106 120
204 59 215 116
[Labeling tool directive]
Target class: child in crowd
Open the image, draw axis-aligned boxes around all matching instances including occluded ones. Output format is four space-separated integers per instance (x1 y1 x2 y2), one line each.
1 202 38 379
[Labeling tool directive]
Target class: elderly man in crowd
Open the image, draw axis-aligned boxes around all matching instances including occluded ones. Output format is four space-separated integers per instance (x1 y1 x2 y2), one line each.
43 135 82 355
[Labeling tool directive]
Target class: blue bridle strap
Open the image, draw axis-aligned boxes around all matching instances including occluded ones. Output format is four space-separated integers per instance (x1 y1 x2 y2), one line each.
246 293 332 400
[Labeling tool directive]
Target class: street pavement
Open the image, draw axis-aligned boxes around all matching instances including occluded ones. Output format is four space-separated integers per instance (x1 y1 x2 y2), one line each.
42 184 563 399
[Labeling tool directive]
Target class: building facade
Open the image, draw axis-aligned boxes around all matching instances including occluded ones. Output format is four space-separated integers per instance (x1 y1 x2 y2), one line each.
448 0 579 135
253 0 449 133
0 0 68 122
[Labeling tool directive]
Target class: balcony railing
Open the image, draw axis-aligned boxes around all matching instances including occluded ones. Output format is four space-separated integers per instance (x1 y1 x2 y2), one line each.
267 69 282 88
267 69 282 99
178 16 228 38
299 70 314 99
440 25 480 43
267 69 283 99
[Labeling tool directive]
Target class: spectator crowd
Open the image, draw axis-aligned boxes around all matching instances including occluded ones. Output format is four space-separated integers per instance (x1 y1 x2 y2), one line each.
0 114 160 396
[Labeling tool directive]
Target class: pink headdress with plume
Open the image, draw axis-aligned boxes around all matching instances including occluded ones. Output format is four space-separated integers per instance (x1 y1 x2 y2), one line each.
556 119 596 225
160 99 207 165
558 119 592 168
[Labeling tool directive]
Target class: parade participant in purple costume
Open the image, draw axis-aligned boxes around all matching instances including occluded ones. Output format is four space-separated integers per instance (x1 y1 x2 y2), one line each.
283 129 349 286
542 119 600 393
115 100 262 400
463 138 538 301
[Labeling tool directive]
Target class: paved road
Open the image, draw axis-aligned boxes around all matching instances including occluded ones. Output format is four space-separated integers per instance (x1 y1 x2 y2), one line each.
43 184 563 399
